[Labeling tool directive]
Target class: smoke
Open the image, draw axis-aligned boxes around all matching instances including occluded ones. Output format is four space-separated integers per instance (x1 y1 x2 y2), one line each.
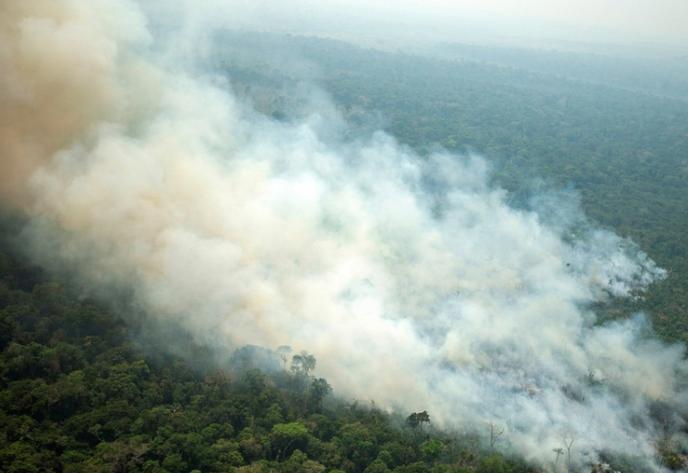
1 0 686 470
140 0 688 49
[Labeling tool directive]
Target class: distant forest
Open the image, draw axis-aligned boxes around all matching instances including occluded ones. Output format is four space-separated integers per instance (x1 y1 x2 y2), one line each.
217 33 688 343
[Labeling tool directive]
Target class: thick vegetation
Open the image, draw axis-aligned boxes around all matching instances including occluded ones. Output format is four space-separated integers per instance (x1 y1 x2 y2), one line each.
0 225 536 472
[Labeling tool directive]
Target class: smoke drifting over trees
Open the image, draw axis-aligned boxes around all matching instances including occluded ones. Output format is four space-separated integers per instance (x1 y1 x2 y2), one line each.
1 1 686 470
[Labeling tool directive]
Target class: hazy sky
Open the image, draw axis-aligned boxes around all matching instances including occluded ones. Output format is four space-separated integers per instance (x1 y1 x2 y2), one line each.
149 0 688 50
428 0 688 45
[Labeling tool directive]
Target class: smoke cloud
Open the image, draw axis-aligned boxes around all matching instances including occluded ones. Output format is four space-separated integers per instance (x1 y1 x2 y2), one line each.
1 1 686 470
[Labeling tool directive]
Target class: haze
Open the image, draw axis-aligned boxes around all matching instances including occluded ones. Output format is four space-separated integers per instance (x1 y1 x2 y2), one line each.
146 0 688 52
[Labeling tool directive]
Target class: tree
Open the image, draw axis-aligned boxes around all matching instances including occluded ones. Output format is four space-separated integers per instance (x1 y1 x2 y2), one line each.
364 459 391 473
560 432 575 472
488 422 504 449
552 447 564 471
308 378 332 412
419 439 443 462
270 422 309 460
277 346 292 370
338 422 377 469
406 411 430 430
291 352 316 377
477 454 508 473
161 453 187 473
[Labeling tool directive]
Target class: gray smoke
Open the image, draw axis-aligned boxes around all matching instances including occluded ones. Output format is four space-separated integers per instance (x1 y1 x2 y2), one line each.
1 1 685 470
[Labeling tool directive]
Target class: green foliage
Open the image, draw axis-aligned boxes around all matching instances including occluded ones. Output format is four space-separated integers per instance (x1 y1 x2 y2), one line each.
365 459 392 473
291 351 316 376
271 422 309 459
0 229 542 472
309 378 332 412
420 439 444 462
406 411 430 430
477 454 509 473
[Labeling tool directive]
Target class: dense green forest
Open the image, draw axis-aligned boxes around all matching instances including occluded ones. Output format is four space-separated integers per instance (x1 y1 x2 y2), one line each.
217 34 688 342
0 222 544 472
429 43 688 101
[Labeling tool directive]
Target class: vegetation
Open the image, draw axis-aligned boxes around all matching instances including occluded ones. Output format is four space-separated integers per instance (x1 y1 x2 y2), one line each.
0 225 536 472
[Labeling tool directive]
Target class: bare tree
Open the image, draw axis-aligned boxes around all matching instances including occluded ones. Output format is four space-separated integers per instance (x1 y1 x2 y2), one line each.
291 351 316 376
560 432 575 472
488 422 505 449
552 447 564 472
276 345 291 370
407 410 431 431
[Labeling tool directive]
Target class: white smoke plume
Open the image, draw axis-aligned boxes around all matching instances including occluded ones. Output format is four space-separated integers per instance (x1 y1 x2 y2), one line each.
1 1 686 470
